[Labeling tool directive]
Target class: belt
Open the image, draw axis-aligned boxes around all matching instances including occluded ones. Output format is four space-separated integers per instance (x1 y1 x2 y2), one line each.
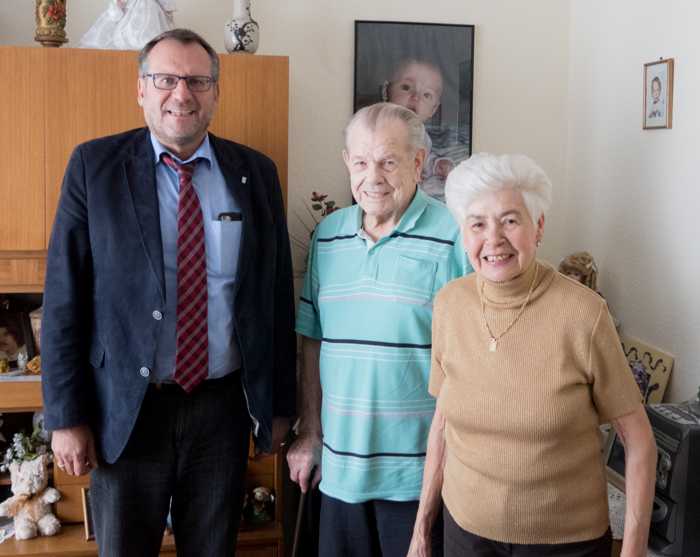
148 370 239 394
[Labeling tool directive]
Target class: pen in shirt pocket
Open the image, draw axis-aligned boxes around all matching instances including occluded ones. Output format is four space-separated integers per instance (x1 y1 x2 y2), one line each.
217 212 242 222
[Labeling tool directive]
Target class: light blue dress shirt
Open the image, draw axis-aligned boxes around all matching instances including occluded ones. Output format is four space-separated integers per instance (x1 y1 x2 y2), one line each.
150 134 242 382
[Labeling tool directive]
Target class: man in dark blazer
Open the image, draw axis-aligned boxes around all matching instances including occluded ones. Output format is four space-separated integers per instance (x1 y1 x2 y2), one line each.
41 28 296 557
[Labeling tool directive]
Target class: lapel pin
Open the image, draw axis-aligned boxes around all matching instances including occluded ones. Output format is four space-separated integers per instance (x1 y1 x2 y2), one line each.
241 176 248 184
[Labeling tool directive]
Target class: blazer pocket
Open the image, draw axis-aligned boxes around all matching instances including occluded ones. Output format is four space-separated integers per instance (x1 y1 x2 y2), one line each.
89 344 105 369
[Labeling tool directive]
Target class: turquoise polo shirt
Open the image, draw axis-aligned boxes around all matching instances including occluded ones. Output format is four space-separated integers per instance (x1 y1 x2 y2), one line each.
296 189 472 503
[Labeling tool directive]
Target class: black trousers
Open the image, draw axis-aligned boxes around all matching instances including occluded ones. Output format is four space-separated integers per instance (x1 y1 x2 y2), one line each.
90 374 251 557
444 506 612 557
319 493 444 557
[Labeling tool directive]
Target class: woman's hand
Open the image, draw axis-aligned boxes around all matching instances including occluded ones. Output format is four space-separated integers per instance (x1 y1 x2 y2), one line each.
613 405 656 557
406 529 432 557
407 406 446 557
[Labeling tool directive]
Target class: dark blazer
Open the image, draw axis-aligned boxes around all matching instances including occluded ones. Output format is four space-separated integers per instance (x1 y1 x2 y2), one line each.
41 128 296 463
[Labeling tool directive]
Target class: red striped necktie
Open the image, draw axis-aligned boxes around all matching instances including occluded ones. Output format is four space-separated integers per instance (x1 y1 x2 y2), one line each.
161 153 209 393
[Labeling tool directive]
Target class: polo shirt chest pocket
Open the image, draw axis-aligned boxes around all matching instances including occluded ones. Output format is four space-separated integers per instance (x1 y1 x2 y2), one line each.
210 220 242 277
393 255 437 302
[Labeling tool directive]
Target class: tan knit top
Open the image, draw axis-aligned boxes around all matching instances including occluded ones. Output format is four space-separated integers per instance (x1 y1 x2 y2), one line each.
430 260 642 544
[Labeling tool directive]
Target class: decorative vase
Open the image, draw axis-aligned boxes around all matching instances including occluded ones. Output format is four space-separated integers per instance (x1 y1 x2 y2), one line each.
34 0 68 48
224 0 259 54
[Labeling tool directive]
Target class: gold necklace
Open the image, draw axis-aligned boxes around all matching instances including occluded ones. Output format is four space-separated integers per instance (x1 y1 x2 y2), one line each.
479 265 539 352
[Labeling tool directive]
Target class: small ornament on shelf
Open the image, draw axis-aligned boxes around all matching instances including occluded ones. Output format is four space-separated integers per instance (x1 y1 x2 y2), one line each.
224 0 260 54
242 485 275 526
34 0 68 48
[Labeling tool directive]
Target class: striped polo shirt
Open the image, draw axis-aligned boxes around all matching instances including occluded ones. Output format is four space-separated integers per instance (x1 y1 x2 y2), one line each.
296 189 472 503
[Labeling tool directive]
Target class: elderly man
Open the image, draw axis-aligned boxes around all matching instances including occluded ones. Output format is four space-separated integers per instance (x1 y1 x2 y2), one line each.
288 103 471 556
41 29 296 557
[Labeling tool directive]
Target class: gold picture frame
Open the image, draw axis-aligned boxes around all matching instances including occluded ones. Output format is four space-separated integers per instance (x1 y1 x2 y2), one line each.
81 487 95 541
643 58 674 129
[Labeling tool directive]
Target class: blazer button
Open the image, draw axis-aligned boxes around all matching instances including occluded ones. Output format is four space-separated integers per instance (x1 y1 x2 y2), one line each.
152 310 163 321
139 367 150 378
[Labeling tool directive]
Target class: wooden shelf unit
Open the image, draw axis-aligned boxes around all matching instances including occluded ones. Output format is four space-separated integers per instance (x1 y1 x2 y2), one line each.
0 523 284 557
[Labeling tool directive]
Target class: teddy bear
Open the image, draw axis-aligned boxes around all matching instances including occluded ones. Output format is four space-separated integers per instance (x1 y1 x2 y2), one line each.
0 453 61 539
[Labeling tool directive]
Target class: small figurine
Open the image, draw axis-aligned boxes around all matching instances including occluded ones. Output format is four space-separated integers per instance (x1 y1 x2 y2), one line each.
79 0 175 50
559 251 620 329
245 486 274 525
558 251 598 290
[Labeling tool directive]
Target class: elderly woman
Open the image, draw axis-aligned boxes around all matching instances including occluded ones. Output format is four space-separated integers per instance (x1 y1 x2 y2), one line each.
407 154 657 557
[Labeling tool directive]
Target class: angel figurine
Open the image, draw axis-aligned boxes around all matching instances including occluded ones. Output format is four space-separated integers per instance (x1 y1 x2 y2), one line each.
79 0 175 51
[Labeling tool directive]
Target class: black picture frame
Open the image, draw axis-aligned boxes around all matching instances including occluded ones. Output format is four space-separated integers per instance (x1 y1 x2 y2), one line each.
354 20 475 201
0 298 36 372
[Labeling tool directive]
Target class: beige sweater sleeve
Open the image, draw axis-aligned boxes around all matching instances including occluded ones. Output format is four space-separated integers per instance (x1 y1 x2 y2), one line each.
588 300 643 422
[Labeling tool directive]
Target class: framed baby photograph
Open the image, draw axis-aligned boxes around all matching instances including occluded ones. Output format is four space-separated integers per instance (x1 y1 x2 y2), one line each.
643 58 674 129
354 21 475 202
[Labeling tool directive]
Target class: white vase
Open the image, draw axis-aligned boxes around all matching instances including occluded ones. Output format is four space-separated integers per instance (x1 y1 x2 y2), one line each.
224 0 259 54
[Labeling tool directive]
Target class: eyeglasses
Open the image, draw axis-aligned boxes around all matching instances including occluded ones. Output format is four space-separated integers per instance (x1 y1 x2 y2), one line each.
142 73 216 92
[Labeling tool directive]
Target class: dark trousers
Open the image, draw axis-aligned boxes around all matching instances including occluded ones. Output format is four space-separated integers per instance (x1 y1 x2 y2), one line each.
444 506 612 557
90 374 251 557
319 493 444 557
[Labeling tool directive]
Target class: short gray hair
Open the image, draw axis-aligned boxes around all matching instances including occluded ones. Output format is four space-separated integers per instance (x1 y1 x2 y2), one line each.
445 153 552 225
344 102 426 153
138 28 220 82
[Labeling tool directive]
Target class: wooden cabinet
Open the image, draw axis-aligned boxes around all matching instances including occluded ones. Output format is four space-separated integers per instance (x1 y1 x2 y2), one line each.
0 48 45 252
0 46 289 556
0 46 289 289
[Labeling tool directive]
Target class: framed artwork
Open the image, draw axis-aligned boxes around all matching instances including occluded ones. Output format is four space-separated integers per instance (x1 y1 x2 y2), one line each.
643 58 674 129
81 487 95 540
354 21 475 202
0 298 36 374
620 334 673 404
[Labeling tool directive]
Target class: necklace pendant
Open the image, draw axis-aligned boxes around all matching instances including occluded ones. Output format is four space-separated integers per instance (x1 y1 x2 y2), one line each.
489 337 497 352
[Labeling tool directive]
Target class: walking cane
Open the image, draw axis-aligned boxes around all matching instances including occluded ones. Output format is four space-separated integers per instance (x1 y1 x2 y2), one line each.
290 486 307 557
290 462 317 557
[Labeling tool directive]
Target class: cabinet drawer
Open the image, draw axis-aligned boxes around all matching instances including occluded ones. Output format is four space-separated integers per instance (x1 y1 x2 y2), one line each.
0 253 46 292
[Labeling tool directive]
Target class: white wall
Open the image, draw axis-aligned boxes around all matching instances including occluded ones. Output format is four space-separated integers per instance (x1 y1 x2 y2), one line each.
567 1 700 402
0 0 571 271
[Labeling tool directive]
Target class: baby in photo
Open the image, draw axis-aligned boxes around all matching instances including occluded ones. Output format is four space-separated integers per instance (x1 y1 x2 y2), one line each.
382 59 455 200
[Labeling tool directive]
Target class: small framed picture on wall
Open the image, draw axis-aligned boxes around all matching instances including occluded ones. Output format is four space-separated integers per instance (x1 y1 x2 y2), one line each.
643 58 674 129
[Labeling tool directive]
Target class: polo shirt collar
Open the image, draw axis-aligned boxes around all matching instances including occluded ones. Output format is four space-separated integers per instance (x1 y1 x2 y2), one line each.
394 188 429 234
354 187 429 234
